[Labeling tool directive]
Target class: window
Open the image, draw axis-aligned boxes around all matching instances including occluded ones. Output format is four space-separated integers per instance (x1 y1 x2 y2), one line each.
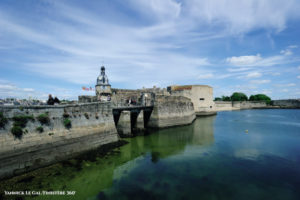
199 98 205 100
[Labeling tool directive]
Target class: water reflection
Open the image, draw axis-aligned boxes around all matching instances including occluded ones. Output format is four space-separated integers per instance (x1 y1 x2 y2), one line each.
0 116 216 200
5 110 300 200
122 115 215 162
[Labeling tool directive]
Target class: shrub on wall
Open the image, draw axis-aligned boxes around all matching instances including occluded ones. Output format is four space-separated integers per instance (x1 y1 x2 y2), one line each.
36 126 44 133
37 113 50 125
11 125 23 139
12 115 34 128
0 112 8 129
84 113 89 119
63 118 72 129
10 115 34 139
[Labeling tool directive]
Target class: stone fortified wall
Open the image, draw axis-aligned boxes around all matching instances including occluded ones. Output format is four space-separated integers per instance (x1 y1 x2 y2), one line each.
272 99 300 108
148 95 196 128
215 101 267 111
0 103 118 179
168 85 216 116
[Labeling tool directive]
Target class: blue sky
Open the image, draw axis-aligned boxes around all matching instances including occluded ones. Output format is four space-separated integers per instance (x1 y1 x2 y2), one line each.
0 0 300 100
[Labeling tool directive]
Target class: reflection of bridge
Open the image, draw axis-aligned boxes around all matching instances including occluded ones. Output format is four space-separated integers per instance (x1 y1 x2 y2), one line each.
112 106 154 137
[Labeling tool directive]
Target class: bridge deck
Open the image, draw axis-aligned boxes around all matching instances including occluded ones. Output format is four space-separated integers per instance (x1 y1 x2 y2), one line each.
112 105 153 111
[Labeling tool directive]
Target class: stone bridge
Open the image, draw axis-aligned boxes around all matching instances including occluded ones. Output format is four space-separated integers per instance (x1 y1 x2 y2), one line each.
112 105 154 137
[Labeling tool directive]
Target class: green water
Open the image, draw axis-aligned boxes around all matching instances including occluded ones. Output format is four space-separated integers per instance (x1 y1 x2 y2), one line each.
1 109 300 200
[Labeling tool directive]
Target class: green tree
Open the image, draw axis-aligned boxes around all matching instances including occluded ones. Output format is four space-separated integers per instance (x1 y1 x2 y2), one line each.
222 96 231 101
249 94 271 104
230 92 248 101
214 97 222 101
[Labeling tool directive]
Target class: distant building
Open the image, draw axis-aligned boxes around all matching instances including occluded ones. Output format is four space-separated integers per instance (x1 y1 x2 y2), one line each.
95 66 112 101
167 85 216 116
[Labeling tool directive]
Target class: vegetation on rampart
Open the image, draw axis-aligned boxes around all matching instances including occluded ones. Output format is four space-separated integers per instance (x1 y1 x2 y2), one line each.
63 112 72 129
249 94 271 104
36 113 50 125
0 112 8 129
11 115 34 139
215 92 271 103
36 126 44 133
63 118 72 129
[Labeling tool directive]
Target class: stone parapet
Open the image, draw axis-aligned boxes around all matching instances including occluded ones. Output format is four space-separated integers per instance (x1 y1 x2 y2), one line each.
0 102 118 179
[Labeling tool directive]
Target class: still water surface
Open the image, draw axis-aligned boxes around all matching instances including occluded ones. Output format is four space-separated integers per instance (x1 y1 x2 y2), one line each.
2 109 300 200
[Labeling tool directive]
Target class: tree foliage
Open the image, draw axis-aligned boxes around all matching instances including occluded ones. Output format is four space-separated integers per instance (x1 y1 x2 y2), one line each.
230 92 248 101
249 94 271 104
222 96 231 101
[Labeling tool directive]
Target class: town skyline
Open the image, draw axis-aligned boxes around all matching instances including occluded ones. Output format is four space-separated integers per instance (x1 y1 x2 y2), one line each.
1 0 300 100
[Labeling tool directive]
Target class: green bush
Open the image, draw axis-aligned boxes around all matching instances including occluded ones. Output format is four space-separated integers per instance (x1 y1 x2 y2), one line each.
11 125 23 139
36 126 44 133
230 92 248 101
0 112 8 129
37 113 50 125
12 115 34 128
63 118 72 129
214 97 222 101
222 96 231 101
249 94 271 104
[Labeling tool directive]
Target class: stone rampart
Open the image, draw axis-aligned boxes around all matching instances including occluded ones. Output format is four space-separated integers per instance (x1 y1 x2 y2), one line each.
0 103 118 179
148 95 196 128
272 100 300 108
215 101 267 111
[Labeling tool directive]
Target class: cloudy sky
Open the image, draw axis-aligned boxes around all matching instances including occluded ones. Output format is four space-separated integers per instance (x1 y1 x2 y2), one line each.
0 0 300 100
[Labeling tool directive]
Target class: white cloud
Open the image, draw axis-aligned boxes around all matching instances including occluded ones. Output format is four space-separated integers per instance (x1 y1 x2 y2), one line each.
0 83 42 99
185 0 300 34
274 83 296 87
297 75 300 79
23 88 35 92
198 73 214 79
280 49 293 56
288 45 298 49
270 72 281 76
227 67 251 72
250 80 271 84
246 72 262 78
226 54 262 66
128 0 181 21
226 52 295 67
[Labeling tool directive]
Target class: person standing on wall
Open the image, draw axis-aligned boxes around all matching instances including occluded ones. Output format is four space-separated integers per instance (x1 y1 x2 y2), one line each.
47 94 54 105
54 96 60 105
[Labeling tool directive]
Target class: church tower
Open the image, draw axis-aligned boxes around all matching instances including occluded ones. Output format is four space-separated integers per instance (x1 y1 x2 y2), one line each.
95 66 112 101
